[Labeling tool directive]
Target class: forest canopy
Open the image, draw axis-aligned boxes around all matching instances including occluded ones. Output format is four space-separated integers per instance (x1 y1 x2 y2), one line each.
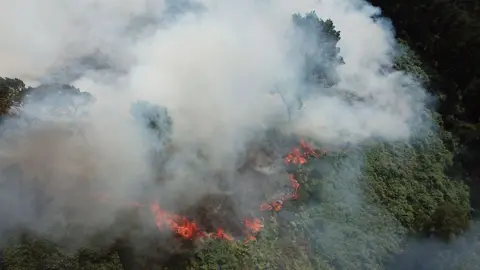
0 1 478 270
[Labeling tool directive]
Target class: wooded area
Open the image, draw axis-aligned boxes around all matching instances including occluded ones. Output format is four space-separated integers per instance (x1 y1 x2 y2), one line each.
0 1 479 269
369 0 480 215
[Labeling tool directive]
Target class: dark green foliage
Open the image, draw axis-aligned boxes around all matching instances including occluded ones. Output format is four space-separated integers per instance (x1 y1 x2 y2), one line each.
188 217 332 270
185 127 469 270
0 8 475 270
76 248 124 270
0 77 27 115
394 40 430 84
2 235 123 270
368 0 480 214
286 153 406 270
364 134 470 238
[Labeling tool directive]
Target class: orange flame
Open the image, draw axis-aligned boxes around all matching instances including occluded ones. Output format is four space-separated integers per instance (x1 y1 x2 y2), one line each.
284 147 307 165
215 228 234 241
242 218 263 243
258 173 300 212
150 203 203 240
300 140 319 157
244 218 264 234
101 140 323 243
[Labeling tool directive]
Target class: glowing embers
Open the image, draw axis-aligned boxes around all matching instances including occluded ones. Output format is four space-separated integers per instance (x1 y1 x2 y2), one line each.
284 140 324 165
260 140 324 212
150 203 203 240
150 202 258 242
102 140 324 243
259 174 299 212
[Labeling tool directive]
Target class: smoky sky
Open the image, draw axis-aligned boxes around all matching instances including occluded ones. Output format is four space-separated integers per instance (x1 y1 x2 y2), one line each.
0 0 434 251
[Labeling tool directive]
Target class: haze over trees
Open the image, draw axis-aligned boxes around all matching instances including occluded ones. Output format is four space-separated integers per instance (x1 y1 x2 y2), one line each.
0 2 478 270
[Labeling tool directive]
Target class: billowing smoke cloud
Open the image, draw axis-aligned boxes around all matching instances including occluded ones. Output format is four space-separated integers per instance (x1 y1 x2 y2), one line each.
0 0 430 252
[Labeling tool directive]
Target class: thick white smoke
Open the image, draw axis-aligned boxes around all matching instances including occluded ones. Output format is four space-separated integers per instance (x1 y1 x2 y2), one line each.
0 0 430 248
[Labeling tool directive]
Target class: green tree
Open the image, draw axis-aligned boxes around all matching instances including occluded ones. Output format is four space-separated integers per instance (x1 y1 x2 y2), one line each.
292 11 344 87
368 0 480 214
2 234 123 270
0 77 28 116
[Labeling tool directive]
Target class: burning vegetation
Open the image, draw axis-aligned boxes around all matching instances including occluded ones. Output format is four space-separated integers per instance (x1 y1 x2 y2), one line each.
1 5 470 269
100 139 325 245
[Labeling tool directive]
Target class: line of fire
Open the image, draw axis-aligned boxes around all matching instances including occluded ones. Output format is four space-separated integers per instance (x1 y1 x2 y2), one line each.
100 140 326 245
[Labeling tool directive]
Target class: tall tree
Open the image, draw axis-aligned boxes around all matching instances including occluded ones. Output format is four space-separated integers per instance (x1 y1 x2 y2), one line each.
292 11 344 87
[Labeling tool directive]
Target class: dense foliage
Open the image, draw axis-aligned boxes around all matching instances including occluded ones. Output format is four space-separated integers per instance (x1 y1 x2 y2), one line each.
368 0 480 215
0 7 477 270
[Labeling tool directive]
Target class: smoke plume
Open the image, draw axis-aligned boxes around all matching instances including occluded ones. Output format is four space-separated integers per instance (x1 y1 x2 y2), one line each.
0 0 430 255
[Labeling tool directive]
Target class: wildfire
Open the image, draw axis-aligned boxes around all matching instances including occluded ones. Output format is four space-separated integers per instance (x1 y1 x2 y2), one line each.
242 217 264 243
284 147 307 165
214 228 234 241
150 203 202 239
102 140 324 243
150 202 237 241
259 141 321 213
284 140 324 165
244 218 264 234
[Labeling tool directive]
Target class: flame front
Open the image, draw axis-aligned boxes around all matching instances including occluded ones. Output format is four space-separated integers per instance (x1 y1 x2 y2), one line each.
260 140 321 212
150 203 203 240
102 140 324 243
